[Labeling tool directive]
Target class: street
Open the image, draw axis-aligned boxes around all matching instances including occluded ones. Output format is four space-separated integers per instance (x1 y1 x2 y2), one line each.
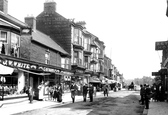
14 90 144 115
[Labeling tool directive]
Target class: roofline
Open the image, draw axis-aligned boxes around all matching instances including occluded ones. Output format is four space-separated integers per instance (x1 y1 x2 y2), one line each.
0 11 29 29
31 39 70 57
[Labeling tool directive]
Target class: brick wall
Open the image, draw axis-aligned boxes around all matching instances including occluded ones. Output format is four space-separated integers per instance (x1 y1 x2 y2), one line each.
20 35 31 59
30 42 61 67
36 12 71 54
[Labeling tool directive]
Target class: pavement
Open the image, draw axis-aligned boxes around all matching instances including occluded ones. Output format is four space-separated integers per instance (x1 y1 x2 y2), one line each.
142 100 168 115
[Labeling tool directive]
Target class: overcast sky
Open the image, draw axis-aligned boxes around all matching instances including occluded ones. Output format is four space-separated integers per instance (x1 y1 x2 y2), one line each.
8 0 168 80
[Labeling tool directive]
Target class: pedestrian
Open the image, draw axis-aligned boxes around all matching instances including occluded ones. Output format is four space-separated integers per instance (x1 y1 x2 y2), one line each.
103 84 109 97
83 84 88 102
93 86 97 97
144 84 151 109
70 81 77 103
140 84 145 105
57 84 63 102
38 81 45 101
88 83 94 102
53 86 58 102
28 86 34 104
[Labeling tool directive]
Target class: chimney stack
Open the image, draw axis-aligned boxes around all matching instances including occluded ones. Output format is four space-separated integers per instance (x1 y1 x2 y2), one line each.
44 0 56 13
25 16 36 32
0 0 8 14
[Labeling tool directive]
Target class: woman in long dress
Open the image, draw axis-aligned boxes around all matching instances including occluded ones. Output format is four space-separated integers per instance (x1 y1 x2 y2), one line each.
38 82 44 101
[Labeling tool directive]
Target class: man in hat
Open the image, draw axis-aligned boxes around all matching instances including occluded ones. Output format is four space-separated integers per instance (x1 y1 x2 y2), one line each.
70 81 77 103
83 83 88 102
144 84 151 109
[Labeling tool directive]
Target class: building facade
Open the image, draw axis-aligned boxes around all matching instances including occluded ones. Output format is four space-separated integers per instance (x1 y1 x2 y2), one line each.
0 0 72 100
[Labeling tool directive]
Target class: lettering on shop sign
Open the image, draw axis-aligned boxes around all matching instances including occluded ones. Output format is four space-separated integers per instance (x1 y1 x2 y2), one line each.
2 60 30 69
0 59 73 75
76 69 84 74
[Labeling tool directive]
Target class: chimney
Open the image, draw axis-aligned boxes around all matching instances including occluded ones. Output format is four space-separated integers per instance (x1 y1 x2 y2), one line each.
25 16 36 32
76 21 86 29
0 0 8 14
44 0 56 13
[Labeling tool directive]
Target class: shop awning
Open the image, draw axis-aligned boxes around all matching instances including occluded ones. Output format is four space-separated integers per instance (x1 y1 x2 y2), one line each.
18 68 51 76
89 77 101 83
0 64 14 75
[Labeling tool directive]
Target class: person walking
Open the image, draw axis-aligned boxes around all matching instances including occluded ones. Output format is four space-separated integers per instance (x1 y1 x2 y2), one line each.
88 84 94 102
28 86 34 104
144 84 151 109
103 84 109 97
83 84 88 102
140 84 145 105
57 84 63 102
70 81 77 103
53 86 58 102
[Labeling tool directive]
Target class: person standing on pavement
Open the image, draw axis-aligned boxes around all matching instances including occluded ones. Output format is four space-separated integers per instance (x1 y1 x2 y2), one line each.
70 81 77 103
83 83 88 102
144 84 151 109
88 83 94 102
140 84 145 105
57 84 63 102
28 86 34 104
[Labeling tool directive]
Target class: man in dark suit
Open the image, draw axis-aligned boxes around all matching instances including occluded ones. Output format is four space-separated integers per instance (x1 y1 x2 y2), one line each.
88 84 94 102
145 84 151 109
70 81 77 103
83 84 88 102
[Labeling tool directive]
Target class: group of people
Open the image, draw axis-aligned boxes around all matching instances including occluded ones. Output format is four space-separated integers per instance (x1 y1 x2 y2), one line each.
140 84 151 109
70 82 95 103
48 84 63 102
139 83 164 109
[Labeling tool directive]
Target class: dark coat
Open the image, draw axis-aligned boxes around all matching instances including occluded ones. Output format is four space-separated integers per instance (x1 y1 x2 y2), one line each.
83 85 88 95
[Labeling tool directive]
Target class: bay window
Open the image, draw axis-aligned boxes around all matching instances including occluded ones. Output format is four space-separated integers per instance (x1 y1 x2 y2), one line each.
0 31 7 54
73 28 82 46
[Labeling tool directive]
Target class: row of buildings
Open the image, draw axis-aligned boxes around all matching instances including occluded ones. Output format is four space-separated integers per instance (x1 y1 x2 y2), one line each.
0 0 124 100
153 1 168 101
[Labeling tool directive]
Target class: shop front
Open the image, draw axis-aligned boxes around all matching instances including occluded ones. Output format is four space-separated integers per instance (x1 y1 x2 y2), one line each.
0 57 73 100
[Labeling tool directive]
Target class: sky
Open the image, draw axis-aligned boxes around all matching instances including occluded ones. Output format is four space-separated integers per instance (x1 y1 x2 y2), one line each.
7 0 168 80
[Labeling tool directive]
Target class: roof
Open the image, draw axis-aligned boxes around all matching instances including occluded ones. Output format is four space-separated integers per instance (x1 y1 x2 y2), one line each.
32 30 69 56
0 11 29 28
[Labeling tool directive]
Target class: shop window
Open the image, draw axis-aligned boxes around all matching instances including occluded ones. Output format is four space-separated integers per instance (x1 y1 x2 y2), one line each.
45 50 50 64
0 31 7 54
10 33 20 57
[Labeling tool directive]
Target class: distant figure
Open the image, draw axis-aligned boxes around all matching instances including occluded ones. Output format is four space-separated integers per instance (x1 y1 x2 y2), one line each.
144 84 151 109
93 86 97 97
57 84 63 102
70 82 77 103
38 81 45 101
140 84 145 105
103 84 109 97
83 84 88 102
28 86 34 104
88 84 94 102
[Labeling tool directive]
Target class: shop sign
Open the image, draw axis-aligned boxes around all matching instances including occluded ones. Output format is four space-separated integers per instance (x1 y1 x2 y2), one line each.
75 69 84 74
0 59 73 75
155 41 168 50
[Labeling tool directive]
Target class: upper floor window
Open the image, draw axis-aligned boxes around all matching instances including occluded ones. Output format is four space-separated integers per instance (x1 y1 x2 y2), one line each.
73 28 82 45
0 31 7 54
84 37 90 51
11 33 20 57
45 50 50 64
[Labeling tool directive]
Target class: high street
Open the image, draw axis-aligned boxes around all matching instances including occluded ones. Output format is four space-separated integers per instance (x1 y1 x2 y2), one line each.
12 90 144 115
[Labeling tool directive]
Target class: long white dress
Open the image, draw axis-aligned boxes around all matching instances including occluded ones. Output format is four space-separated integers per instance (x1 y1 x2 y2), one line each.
38 85 44 100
